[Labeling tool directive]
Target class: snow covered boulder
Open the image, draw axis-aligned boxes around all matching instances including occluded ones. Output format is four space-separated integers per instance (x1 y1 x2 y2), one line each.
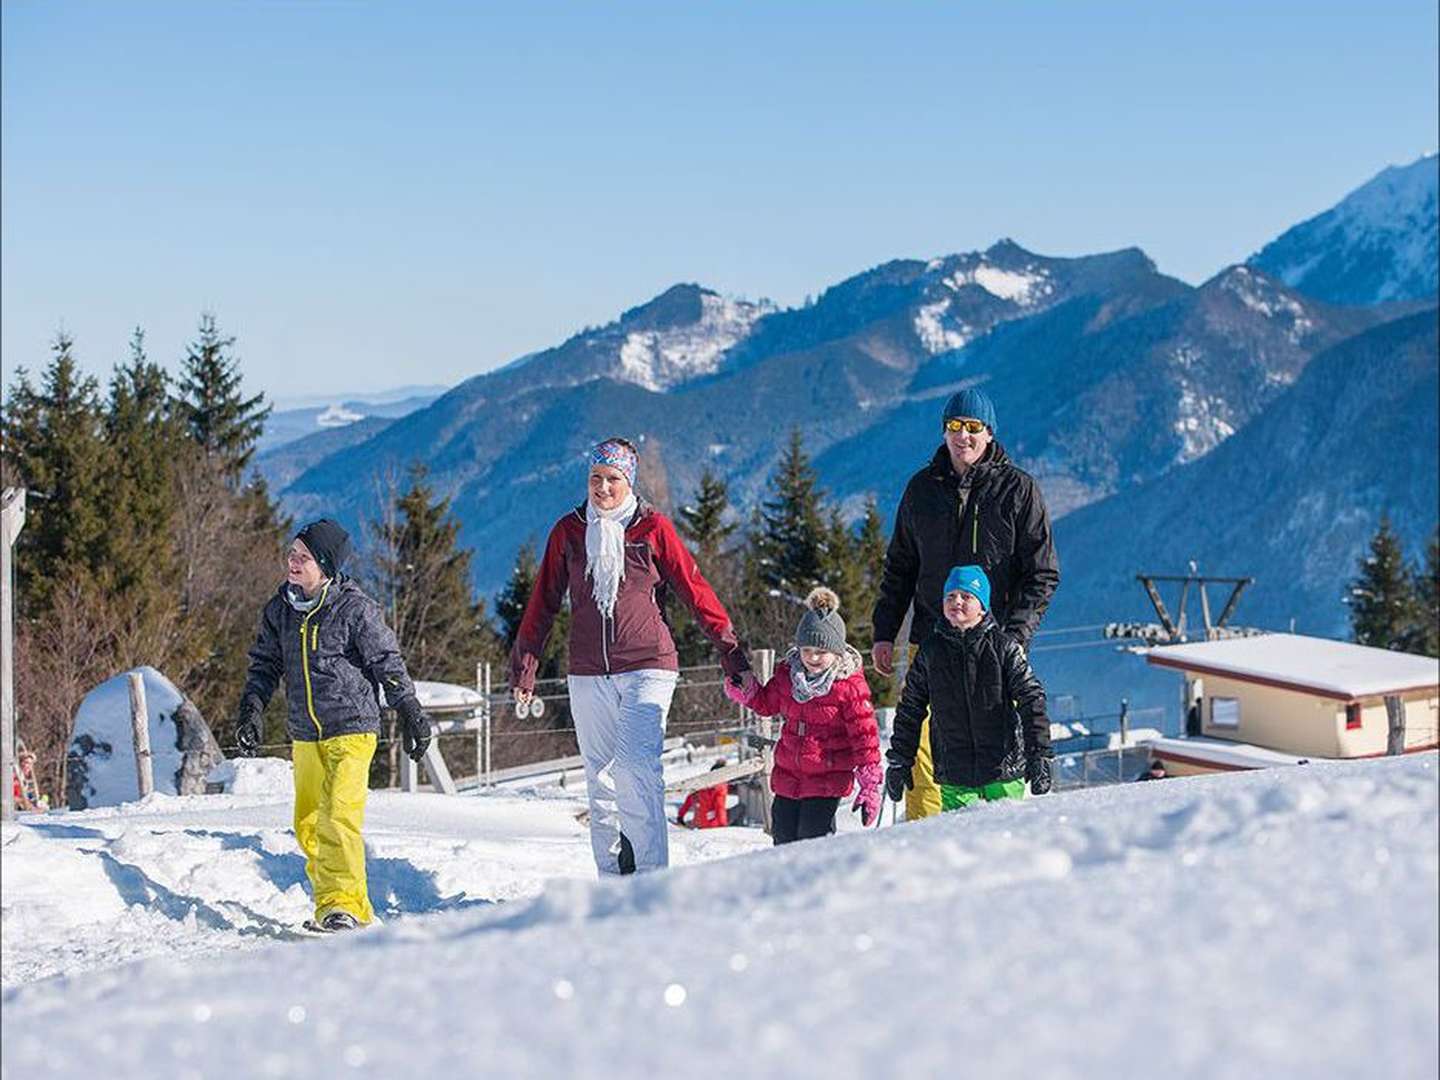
66 667 225 810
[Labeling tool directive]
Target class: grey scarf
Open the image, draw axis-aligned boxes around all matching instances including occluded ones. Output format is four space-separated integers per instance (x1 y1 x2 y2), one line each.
785 644 863 703
285 582 327 614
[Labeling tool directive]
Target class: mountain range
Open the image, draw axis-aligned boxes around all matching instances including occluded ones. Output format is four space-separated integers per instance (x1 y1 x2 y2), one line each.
262 155 1439 717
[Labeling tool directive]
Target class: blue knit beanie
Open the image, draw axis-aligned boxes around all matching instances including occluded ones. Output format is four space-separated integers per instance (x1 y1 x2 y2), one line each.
943 564 991 611
941 388 997 434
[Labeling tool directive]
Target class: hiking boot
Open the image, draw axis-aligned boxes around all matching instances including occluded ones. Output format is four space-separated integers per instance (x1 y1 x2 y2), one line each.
321 910 361 932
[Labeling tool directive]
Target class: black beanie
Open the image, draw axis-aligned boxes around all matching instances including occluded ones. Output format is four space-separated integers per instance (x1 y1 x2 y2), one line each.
296 518 352 579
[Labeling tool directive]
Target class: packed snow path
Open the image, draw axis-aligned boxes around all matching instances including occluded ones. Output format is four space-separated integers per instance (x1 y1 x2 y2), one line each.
3 755 1436 1079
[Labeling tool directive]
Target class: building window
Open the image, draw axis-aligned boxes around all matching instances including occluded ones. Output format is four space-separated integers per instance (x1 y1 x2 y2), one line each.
1345 703 1362 731
1210 697 1240 728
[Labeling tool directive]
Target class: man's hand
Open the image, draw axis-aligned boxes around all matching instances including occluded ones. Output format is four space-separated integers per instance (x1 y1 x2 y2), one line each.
872 641 895 676
235 697 263 757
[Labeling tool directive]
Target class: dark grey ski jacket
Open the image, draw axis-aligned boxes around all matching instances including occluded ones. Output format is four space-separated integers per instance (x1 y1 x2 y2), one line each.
873 441 1059 649
241 577 418 742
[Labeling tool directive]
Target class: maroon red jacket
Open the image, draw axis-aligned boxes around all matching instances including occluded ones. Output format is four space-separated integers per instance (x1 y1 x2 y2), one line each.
747 664 880 800
510 501 749 691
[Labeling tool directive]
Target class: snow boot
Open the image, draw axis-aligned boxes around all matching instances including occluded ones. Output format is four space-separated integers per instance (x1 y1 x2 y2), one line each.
321 910 361 932
617 832 636 875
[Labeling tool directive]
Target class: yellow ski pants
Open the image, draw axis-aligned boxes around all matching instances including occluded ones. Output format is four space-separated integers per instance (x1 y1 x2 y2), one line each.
292 733 377 924
905 712 943 820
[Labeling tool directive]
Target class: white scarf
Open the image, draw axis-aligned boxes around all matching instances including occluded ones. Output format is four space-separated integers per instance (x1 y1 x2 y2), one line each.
585 492 638 621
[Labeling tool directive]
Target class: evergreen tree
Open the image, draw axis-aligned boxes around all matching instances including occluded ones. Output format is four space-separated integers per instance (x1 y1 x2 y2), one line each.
495 540 569 674
0 334 111 613
1347 514 1422 651
105 328 186 591
1411 528 1439 658
176 313 270 479
672 469 740 666
677 469 737 563
751 428 827 601
367 465 499 685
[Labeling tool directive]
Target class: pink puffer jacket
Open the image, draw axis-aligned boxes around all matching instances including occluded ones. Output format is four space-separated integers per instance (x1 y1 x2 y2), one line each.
740 663 881 800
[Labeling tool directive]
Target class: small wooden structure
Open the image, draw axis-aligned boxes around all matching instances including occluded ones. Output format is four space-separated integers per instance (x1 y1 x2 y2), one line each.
1145 634 1439 776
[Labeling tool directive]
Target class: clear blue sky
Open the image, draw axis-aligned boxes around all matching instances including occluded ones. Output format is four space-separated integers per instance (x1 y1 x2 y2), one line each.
3 2 1436 403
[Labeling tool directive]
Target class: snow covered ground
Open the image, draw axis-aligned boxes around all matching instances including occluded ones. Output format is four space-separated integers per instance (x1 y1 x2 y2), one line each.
3 754 1436 1079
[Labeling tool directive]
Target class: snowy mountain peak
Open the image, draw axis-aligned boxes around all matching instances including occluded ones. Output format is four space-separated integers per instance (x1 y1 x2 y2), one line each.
615 290 775 391
1204 265 1317 346
1248 155 1439 305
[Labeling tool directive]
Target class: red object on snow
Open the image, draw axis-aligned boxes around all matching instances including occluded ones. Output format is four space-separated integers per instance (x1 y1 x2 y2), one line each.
678 784 729 829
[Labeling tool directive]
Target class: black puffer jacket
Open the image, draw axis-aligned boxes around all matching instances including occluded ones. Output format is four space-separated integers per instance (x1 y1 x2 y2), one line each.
241 577 418 742
873 442 1059 648
888 615 1051 788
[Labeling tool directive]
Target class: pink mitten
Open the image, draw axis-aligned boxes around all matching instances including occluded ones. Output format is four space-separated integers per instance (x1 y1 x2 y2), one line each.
723 678 753 706
852 762 883 826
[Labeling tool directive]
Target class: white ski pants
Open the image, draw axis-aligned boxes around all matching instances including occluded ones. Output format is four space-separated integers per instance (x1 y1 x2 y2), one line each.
567 669 679 875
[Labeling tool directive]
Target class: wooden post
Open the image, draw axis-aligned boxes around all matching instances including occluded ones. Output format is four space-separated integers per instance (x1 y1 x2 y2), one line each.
480 659 492 789
483 662 493 788
128 671 155 799
754 648 776 836
1 488 25 821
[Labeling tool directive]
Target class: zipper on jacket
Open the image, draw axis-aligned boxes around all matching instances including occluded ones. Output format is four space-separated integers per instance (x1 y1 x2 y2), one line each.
299 580 332 738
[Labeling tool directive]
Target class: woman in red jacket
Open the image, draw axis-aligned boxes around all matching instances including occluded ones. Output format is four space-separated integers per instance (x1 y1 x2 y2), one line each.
511 438 751 875
727 588 882 844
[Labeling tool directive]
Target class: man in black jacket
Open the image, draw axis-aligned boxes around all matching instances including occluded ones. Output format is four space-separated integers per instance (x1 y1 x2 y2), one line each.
236 518 431 932
885 565 1053 810
872 387 1058 818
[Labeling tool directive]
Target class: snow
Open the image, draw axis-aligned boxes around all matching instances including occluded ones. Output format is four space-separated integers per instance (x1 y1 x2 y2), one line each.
912 299 971 354
945 263 1053 305
1217 266 1314 343
315 403 363 427
615 294 771 391
67 667 216 810
1147 634 1440 699
1172 382 1235 463
412 680 484 712
4 754 1436 1078
1250 155 1438 303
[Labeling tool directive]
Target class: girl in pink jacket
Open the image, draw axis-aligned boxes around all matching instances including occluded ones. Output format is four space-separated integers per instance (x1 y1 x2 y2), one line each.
727 588 883 844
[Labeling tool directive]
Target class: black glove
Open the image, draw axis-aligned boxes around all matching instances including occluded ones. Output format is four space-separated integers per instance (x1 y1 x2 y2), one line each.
235 696 263 757
1026 754 1053 796
884 761 913 803
395 695 431 763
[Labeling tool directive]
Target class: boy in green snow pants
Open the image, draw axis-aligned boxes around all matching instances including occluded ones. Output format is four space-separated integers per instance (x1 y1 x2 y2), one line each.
885 565 1053 811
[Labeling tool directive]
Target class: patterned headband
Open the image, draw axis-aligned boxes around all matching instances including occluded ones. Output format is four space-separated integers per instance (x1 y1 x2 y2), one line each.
589 439 638 486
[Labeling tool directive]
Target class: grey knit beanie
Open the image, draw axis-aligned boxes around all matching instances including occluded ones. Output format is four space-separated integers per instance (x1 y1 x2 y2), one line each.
794 587 847 653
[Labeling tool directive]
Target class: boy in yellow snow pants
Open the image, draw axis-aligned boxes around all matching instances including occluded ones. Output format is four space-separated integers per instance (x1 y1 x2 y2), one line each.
236 519 431 933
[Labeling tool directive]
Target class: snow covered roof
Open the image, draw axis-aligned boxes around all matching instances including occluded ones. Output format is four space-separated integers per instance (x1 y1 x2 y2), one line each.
1146 634 1440 700
1148 736 1310 771
413 680 485 713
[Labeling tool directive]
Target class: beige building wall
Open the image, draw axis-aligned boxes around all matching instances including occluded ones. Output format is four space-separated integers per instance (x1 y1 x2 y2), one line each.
1199 675 1341 756
1195 673 1440 758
